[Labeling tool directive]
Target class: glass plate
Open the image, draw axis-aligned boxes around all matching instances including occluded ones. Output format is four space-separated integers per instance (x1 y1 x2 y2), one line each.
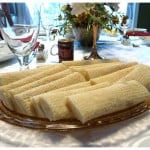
0 100 149 131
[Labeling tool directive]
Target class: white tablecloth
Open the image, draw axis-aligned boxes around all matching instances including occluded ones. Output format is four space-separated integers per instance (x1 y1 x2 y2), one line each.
0 37 150 147
0 112 149 147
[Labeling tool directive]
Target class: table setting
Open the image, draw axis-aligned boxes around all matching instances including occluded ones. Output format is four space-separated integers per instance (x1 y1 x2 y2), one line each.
0 32 150 147
0 2 150 148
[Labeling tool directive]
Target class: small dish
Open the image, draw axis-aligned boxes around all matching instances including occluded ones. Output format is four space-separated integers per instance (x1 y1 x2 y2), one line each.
127 28 147 32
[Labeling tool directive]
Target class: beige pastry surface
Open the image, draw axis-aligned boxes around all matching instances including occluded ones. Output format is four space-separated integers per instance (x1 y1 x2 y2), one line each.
0 60 149 124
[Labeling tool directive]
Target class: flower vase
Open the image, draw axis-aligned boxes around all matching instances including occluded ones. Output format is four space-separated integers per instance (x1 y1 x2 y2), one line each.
73 27 99 47
84 23 103 60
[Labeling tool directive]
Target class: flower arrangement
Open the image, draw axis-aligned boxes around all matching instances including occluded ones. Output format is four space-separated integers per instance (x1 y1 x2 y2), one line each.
58 3 128 35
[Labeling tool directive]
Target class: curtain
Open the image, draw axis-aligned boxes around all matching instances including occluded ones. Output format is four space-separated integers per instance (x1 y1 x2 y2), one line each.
126 3 139 28
0 3 32 24
1 3 14 26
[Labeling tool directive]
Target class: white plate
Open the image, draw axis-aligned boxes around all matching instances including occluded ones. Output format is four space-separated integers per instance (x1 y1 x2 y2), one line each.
127 28 147 32
140 36 150 45
0 41 15 63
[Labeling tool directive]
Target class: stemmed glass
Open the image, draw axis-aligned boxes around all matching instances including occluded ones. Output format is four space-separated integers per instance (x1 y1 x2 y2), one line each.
0 3 40 70
120 16 131 45
40 3 57 41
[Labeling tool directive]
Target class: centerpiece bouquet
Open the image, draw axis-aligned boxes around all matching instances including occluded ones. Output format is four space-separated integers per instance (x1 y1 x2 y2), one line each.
57 3 128 46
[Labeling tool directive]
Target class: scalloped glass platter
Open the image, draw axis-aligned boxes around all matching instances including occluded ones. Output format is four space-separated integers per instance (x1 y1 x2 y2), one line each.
0 99 149 131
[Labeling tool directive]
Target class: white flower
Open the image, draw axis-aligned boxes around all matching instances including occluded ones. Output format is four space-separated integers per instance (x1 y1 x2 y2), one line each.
71 3 85 15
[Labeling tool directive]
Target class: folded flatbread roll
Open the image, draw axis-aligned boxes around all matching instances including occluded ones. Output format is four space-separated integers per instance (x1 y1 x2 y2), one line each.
30 81 92 117
0 64 56 86
69 61 122 70
37 82 110 120
118 64 150 90
9 69 73 97
67 80 150 123
53 81 91 92
13 72 86 115
0 63 67 110
85 62 137 79
69 61 123 80
72 62 137 79
90 65 135 85
62 59 120 66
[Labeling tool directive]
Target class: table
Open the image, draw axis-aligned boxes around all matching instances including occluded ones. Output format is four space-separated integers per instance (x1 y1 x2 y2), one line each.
0 112 149 147
0 35 150 147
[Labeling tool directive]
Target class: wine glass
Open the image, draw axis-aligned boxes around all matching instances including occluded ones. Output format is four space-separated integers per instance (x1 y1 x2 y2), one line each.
40 2 58 41
120 15 131 45
0 3 40 70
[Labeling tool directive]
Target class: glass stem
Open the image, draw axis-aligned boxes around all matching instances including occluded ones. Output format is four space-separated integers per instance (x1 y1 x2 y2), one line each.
45 29 50 41
17 55 30 70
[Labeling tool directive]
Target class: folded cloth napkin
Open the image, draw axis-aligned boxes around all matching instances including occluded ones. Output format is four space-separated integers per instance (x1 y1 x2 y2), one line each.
34 42 40 50
16 32 34 42
126 31 150 36
15 31 40 50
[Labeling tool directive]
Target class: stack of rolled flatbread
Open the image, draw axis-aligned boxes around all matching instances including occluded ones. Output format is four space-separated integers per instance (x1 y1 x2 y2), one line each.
0 59 150 124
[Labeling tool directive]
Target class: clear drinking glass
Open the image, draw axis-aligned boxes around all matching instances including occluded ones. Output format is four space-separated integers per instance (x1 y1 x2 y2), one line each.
0 3 40 70
40 2 56 41
120 18 131 46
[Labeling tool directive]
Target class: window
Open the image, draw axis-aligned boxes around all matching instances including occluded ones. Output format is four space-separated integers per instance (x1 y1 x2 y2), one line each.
0 2 142 30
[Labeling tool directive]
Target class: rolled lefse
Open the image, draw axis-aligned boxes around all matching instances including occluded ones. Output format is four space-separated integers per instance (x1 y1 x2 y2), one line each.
85 61 137 79
53 81 91 92
30 81 92 117
8 62 124 101
37 82 110 120
71 61 137 80
69 61 122 70
0 90 12 110
0 63 67 110
69 61 124 80
118 64 150 91
9 69 73 99
62 59 120 66
67 80 150 124
13 72 86 116
0 64 56 86
90 65 135 85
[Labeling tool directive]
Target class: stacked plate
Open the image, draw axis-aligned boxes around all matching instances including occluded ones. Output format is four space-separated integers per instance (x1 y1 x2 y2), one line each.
126 28 150 45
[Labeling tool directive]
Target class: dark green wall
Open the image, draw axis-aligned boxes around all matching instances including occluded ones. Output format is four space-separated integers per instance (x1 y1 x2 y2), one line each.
137 3 150 31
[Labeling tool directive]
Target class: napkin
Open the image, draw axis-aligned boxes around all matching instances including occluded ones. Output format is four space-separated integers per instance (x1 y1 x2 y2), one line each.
15 32 34 42
126 31 150 36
